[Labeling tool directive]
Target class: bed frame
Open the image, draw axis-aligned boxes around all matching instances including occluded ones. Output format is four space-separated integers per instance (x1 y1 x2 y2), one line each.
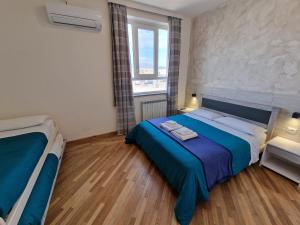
200 95 280 141
41 135 65 225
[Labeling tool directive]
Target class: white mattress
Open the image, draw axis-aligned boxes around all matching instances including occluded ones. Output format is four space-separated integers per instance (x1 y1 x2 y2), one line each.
0 118 61 225
185 113 266 165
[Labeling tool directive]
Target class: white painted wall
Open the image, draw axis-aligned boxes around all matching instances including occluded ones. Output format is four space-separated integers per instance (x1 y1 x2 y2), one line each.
0 0 191 140
178 16 191 109
0 0 116 141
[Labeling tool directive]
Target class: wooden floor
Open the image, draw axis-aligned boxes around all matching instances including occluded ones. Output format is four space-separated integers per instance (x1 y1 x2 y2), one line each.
46 135 300 225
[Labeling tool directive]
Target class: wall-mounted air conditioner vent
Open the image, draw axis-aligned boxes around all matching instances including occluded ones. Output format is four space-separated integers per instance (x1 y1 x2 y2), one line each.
46 3 102 32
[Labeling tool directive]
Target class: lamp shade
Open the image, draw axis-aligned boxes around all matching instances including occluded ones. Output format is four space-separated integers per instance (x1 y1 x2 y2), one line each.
292 112 300 119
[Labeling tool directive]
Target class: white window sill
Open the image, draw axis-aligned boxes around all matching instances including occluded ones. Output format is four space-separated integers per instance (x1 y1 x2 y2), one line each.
133 91 167 97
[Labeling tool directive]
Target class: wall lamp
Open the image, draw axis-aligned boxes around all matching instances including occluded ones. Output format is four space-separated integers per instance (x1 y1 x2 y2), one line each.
192 93 197 97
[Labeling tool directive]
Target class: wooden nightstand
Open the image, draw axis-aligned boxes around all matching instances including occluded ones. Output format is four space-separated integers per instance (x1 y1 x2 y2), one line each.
177 107 196 114
260 136 300 187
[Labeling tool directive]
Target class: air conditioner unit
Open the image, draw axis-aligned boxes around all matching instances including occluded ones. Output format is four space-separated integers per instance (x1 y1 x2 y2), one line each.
46 3 102 32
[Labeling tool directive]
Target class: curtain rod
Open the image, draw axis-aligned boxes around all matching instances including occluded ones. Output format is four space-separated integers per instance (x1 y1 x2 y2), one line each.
107 0 185 19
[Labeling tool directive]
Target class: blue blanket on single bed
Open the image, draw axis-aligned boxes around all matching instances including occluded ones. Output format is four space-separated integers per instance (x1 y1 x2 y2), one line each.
0 132 48 218
18 153 58 225
126 114 251 225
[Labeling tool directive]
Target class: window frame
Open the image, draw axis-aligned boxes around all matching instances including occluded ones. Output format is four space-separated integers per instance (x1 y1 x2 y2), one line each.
128 18 169 83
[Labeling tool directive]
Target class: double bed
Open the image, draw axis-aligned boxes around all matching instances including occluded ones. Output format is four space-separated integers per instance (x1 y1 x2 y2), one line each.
0 116 65 225
126 97 279 225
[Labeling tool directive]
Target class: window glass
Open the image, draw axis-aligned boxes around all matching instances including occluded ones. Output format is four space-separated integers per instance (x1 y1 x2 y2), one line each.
132 79 167 94
158 29 168 77
138 28 154 75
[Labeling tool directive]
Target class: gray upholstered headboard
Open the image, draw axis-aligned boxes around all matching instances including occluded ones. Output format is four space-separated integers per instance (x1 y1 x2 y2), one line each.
202 98 272 125
201 96 280 140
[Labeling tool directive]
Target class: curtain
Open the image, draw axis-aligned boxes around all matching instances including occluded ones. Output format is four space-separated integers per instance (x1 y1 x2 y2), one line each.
167 17 182 116
109 3 136 135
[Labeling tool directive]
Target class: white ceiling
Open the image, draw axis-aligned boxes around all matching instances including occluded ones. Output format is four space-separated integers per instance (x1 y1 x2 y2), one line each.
131 0 226 17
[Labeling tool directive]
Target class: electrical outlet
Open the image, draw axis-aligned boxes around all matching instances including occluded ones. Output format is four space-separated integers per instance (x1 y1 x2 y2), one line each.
286 127 297 135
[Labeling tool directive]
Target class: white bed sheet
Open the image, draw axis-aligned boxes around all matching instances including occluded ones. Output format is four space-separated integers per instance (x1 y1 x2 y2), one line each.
0 119 57 140
0 115 50 132
185 113 266 165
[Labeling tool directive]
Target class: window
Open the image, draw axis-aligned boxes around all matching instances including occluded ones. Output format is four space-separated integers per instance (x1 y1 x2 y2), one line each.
128 19 169 94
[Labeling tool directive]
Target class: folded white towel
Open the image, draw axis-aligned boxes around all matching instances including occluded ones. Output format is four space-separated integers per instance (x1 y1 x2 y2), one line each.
160 120 182 131
173 127 194 136
171 130 198 141
164 120 177 125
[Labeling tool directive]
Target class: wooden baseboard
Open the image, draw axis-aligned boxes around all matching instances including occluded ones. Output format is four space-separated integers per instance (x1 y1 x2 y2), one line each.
66 131 118 147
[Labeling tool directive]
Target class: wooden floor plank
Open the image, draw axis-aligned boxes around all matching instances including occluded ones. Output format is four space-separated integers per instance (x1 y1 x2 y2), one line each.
46 135 300 225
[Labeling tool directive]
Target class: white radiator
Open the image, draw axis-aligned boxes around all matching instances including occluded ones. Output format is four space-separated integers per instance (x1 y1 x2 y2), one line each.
142 100 167 120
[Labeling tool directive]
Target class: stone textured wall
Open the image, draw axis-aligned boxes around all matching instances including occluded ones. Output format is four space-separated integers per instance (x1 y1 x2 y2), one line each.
186 0 300 141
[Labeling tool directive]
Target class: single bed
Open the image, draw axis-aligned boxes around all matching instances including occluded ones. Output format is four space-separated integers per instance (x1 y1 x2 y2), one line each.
0 116 65 225
126 96 279 225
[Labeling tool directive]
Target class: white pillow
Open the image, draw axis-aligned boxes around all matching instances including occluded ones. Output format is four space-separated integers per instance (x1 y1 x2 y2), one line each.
214 116 267 136
190 108 224 120
0 115 50 132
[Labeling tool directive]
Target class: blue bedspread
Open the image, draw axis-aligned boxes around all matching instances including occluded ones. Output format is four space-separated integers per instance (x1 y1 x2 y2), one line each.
126 115 251 225
18 153 58 225
148 117 232 191
0 132 48 218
